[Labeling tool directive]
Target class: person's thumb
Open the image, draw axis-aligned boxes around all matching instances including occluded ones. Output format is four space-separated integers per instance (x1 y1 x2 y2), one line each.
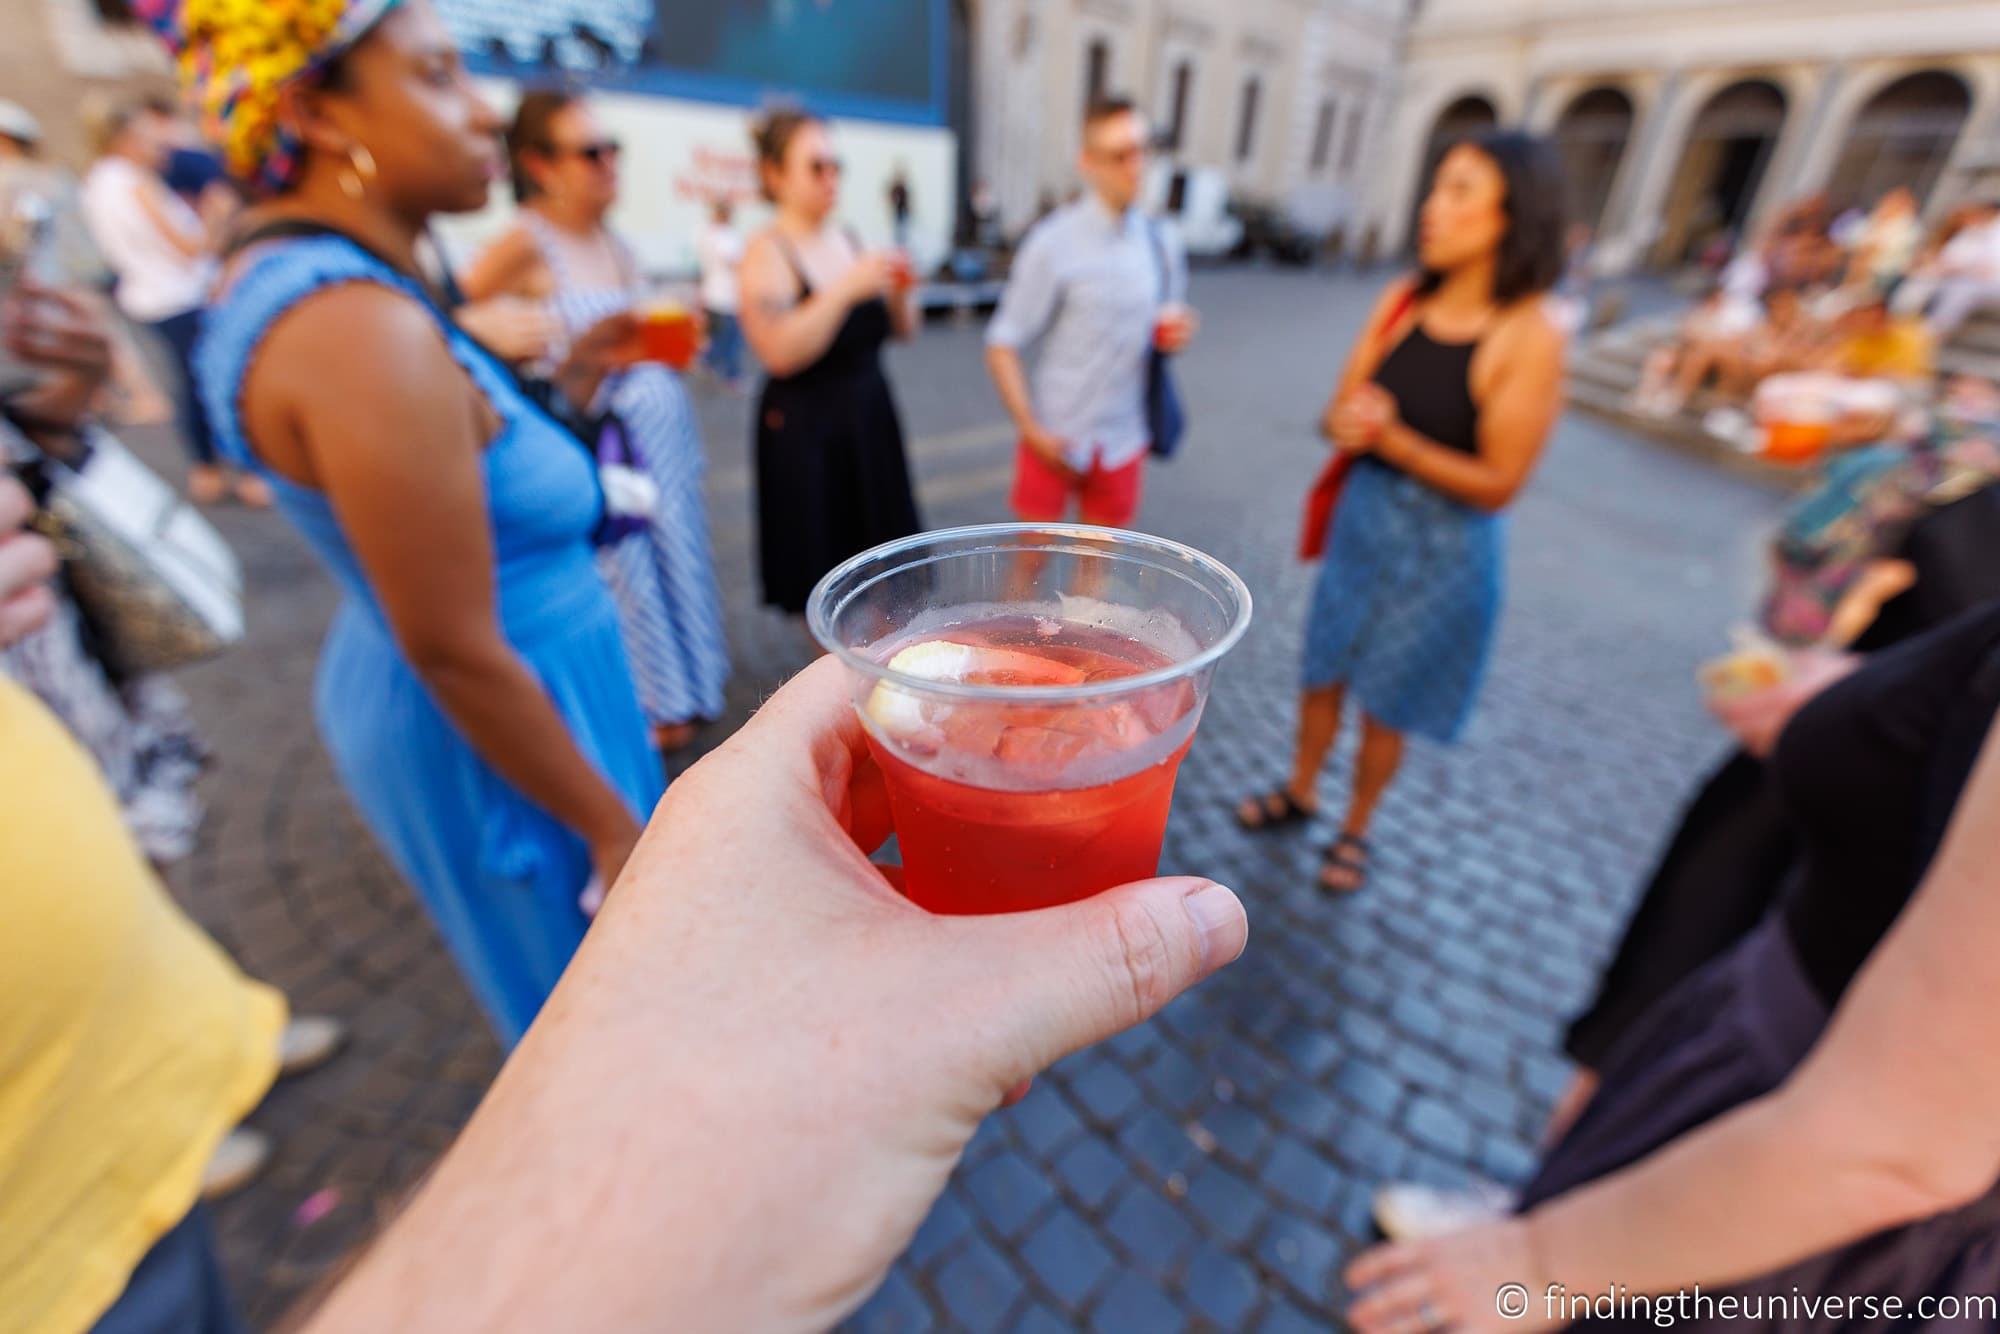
958 876 1247 1086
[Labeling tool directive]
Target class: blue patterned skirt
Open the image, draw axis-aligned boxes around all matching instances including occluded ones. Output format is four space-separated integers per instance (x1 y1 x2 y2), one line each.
1301 459 1503 744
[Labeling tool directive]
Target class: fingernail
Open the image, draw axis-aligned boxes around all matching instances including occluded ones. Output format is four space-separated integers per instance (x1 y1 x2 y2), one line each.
1182 881 1247 974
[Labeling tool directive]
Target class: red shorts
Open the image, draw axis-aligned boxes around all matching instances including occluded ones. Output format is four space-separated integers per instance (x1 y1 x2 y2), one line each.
1010 442 1146 528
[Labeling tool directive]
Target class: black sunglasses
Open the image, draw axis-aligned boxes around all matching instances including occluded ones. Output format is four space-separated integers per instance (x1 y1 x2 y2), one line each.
551 138 621 166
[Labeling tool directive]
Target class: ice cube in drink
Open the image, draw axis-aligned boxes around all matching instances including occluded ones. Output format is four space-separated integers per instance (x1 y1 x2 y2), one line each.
861 616 1200 914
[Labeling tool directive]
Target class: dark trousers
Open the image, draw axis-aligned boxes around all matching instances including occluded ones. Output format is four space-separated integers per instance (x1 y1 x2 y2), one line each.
90 1206 245 1334
704 308 744 383
146 308 217 466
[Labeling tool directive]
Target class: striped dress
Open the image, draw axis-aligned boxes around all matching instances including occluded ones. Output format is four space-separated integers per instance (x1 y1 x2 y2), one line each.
524 214 729 726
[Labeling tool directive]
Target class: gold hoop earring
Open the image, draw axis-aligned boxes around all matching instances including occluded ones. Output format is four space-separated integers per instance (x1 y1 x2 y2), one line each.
338 142 378 201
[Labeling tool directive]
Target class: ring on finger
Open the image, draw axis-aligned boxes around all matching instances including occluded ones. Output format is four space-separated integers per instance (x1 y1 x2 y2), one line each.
1419 1299 1444 1331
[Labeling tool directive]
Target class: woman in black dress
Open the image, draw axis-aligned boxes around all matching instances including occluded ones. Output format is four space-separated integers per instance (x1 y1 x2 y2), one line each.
738 108 922 614
1347 599 2000 1332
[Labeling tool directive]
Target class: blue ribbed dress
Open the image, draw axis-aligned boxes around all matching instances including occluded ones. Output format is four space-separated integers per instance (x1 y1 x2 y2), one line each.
195 236 664 1045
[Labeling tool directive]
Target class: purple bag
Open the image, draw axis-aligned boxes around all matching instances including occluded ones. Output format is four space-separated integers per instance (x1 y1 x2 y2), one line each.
589 411 656 547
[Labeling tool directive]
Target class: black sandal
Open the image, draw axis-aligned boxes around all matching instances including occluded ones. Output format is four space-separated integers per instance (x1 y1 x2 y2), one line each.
1235 787 1316 832
1318 834 1370 894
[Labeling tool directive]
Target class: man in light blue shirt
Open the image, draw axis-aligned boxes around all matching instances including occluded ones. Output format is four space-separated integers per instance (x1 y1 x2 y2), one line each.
985 96 1197 528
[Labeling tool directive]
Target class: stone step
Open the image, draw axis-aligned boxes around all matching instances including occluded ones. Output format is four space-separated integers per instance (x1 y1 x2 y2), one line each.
1568 350 1645 397
1947 315 2000 358
1937 345 2000 382
1566 379 1803 491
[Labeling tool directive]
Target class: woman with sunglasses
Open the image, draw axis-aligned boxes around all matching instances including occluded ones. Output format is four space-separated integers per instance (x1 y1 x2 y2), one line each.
158 0 662 1045
464 89 729 754
738 107 923 615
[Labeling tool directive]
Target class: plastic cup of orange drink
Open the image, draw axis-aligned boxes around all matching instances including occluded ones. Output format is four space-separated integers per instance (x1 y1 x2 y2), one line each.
1154 302 1192 352
1761 417 1833 464
634 287 702 371
808 523 1252 915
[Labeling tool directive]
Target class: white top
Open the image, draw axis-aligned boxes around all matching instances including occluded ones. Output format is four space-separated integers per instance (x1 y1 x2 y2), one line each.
1940 218 2000 283
985 197 1187 472
79 157 213 322
696 222 744 314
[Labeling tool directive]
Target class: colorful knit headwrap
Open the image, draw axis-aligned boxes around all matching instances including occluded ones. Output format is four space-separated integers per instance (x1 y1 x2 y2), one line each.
132 0 403 194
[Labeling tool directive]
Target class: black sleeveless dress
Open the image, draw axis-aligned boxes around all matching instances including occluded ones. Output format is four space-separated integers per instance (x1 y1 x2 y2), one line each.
754 241 923 613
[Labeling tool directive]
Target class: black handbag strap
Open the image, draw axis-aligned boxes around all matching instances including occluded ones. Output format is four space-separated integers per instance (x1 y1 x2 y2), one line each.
1144 219 1179 305
223 217 591 437
223 217 465 311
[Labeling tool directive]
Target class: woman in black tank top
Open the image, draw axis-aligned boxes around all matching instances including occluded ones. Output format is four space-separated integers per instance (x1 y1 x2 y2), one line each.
1235 134 1570 895
737 109 923 614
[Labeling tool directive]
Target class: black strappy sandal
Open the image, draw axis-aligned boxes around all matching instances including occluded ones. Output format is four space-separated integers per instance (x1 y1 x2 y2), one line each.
1235 787 1316 832
1318 834 1370 894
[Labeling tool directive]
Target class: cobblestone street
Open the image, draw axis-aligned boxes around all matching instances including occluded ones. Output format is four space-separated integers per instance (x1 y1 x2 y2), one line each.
155 267 1785 1329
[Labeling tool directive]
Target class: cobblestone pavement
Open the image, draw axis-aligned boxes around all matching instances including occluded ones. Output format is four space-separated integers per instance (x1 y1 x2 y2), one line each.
149 266 1783 1328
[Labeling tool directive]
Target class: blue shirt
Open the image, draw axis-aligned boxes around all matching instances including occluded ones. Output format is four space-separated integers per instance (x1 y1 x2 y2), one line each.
986 197 1186 471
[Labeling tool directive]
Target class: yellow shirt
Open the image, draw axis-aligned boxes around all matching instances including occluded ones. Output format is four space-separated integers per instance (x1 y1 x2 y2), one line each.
1838 319 1935 381
0 678 285 1334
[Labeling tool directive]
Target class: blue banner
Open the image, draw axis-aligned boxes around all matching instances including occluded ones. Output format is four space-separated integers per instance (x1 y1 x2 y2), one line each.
443 0 949 128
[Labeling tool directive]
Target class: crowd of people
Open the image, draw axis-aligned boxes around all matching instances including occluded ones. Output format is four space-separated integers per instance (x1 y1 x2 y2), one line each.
1629 188 2000 454
4 0 2000 1331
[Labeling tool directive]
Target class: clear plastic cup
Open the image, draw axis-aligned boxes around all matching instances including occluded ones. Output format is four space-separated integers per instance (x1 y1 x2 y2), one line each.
808 523 1252 914
634 281 703 370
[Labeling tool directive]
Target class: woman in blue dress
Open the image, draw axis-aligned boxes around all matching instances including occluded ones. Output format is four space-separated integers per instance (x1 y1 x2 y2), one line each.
171 0 662 1044
1235 134 1569 893
463 89 730 754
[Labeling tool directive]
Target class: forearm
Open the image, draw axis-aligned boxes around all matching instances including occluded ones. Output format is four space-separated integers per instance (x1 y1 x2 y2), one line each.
303 1024 761 1332
1377 421 1514 510
749 292 853 377
139 187 208 260
1823 559 1915 646
301 798 859 1334
984 345 1042 435
413 636 638 846
1527 1091 1944 1301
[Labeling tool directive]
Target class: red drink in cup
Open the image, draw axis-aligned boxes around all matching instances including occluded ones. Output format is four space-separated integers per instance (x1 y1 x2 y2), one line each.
885 249 917 294
809 525 1252 914
636 301 700 370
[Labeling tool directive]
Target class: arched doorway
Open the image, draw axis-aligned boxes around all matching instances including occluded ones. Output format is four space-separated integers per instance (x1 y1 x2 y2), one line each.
1408 94 1499 251
1425 94 1500 165
1554 86 1634 233
1656 79 1788 265
1824 70 1972 212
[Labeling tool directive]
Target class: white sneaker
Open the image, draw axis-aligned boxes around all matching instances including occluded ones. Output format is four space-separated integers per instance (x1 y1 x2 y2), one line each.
1702 406 1758 452
1372 1180 1518 1241
200 1128 272 1200
277 1015 347 1078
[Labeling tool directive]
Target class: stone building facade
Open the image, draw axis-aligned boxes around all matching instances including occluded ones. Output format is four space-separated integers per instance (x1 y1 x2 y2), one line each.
959 0 1409 239
1362 0 2000 271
